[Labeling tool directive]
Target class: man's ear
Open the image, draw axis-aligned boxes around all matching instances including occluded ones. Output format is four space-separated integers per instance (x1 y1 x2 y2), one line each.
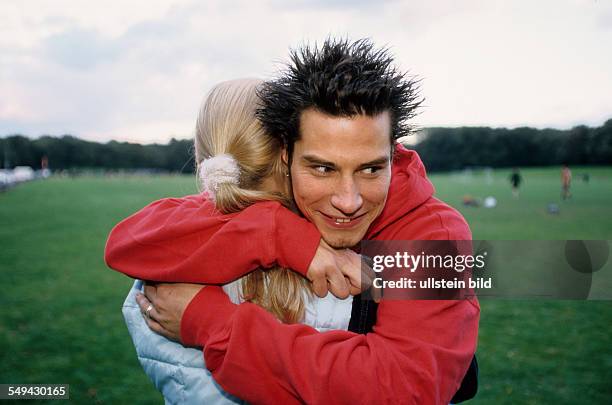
281 148 289 165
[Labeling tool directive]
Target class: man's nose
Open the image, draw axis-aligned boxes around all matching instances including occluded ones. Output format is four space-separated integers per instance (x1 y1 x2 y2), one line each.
330 176 363 215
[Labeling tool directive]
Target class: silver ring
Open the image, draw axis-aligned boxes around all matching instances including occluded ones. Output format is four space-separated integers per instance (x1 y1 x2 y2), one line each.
145 304 154 320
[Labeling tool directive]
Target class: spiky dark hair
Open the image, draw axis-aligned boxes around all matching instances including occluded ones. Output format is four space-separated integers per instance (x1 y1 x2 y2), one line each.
256 38 422 154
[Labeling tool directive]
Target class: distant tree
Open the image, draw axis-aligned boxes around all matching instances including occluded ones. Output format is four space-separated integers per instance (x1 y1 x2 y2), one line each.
2 135 37 167
561 125 591 165
412 119 611 172
165 138 194 173
589 119 612 164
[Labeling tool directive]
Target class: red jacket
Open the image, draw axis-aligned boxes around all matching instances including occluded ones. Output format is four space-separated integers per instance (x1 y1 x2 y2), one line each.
105 146 480 405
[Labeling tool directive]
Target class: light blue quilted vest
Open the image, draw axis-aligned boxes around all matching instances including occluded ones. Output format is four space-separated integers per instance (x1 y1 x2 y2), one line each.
123 280 352 404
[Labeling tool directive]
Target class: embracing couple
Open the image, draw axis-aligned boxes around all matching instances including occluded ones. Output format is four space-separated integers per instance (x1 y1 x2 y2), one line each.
105 38 479 404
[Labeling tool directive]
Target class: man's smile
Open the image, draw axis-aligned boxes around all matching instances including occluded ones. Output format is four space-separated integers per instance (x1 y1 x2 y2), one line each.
318 211 368 229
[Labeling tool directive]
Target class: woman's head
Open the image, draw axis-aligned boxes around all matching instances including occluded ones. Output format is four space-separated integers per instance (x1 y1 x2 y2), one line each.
194 78 310 323
195 78 287 213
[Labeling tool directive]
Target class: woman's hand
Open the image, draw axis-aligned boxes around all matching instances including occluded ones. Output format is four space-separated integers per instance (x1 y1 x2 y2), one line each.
136 282 204 342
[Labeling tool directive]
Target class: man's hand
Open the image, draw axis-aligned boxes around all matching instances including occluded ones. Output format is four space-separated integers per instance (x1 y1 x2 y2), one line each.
307 239 373 299
136 282 204 342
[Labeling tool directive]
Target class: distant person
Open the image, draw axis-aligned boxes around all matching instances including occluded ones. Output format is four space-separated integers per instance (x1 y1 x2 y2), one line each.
561 164 572 200
582 173 589 184
509 167 522 198
462 194 480 207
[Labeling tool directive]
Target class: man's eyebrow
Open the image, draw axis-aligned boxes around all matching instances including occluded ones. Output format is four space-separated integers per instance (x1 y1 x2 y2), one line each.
357 156 391 168
301 155 337 167
300 154 390 168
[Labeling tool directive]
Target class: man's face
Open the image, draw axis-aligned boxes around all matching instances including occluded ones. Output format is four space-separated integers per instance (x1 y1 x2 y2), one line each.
287 108 392 249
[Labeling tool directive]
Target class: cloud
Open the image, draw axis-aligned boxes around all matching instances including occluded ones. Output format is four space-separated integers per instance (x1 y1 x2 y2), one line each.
1 0 611 143
43 28 120 70
271 0 398 10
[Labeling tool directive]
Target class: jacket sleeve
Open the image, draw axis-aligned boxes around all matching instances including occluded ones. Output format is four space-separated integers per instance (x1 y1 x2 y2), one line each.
104 195 321 283
182 289 479 405
179 212 480 405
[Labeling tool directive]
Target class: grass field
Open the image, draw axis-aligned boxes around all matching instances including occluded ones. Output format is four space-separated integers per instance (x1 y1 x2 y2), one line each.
1 167 611 404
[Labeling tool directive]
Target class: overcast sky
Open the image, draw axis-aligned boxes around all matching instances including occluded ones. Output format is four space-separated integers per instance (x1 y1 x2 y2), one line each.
1 0 611 144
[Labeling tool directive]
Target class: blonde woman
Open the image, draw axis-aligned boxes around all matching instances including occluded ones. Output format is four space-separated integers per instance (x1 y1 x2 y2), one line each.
108 79 356 404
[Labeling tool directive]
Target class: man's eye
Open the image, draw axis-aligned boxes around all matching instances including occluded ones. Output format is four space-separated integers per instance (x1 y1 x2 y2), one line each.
362 166 382 175
313 165 332 174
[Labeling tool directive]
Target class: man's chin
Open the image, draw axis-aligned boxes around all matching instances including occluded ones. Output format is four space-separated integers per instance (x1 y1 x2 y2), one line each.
321 232 364 249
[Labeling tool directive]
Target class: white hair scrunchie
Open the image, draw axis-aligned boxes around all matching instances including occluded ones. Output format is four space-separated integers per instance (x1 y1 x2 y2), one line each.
199 154 240 201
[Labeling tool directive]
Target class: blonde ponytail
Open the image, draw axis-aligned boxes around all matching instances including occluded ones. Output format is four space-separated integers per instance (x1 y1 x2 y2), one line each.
194 78 311 323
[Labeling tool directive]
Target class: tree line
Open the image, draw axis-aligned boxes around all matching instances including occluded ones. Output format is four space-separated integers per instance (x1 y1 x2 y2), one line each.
413 119 612 172
0 135 195 173
1 119 611 173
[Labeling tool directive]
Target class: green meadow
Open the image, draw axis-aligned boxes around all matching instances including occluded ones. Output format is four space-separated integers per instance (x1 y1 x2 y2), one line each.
1 167 611 404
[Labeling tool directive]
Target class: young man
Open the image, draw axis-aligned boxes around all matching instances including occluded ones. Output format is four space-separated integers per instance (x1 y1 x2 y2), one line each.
109 39 479 404
510 167 522 198
561 163 572 200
